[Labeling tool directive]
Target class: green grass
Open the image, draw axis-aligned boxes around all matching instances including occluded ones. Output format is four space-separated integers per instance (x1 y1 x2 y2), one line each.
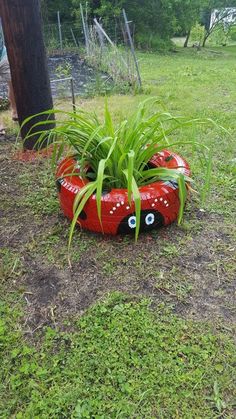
1 45 236 417
1 293 235 418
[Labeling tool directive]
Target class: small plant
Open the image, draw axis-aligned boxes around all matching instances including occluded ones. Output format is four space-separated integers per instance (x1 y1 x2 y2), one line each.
23 99 213 245
54 61 73 98
0 97 10 112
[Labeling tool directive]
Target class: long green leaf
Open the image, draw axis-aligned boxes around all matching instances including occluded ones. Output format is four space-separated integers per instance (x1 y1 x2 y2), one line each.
177 174 187 225
69 182 97 249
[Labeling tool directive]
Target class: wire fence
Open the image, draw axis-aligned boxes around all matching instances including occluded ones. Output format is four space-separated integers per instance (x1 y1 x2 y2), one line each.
0 13 141 104
42 9 142 92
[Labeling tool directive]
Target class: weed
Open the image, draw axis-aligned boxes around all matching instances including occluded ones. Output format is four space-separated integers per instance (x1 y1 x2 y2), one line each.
0 248 23 282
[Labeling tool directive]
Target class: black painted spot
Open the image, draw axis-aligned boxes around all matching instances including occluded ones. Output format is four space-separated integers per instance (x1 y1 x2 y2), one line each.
102 187 112 196
165 155 174 162
78 210 87 220
117 209 164 235
56 179 62 193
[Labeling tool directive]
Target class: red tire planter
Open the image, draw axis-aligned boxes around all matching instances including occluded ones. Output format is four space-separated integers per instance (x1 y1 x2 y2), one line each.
56 150 190 235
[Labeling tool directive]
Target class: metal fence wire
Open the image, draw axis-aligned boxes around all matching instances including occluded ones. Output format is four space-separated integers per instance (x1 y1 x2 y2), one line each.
42 9 142 90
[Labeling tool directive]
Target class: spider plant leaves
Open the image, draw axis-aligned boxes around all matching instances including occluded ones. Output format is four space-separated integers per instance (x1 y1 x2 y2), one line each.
140 167 190 224
123 170 141 241
104 99 114 137
127 150 135 204
140 167 192 184
177 174 187 225
69 181 97 249
22 98 220 243
96 159 106 228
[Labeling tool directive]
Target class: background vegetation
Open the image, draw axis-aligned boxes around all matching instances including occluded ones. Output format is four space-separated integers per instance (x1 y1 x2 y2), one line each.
42 0 236 50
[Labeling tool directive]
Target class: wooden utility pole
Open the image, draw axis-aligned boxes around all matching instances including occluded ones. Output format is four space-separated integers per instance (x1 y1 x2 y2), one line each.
0 0 55 150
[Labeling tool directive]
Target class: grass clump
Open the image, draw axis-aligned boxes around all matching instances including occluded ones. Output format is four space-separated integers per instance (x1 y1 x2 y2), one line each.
1 293 235 417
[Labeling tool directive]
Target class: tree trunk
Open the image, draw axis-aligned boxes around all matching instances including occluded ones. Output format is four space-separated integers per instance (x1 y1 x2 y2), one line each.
184 29 191 48
0 0 55 150
202 36 207 47
202 30 210 47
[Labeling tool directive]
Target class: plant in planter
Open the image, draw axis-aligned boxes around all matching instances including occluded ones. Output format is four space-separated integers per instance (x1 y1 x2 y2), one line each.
23 99 212 244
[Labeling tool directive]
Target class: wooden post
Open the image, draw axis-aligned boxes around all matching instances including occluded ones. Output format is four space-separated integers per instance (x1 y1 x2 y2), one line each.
0 0 55 150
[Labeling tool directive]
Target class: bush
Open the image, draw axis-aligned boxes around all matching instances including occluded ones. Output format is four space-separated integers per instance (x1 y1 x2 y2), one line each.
190 23 205 46
208 24 229 46
229 25 236 41
135 33 175 52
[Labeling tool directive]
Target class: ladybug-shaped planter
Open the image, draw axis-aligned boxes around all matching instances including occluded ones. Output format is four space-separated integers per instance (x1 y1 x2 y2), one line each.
56 150 190 235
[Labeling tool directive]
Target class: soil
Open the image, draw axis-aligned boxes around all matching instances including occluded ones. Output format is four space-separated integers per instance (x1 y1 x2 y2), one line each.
0 138 235 335
0 53 111 99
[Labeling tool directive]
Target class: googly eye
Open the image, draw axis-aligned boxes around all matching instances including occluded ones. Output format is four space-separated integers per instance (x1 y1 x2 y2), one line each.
145 213 155 226
128 216 136 229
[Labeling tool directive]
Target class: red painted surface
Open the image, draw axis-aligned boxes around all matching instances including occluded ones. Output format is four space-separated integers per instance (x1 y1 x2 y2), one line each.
56 150 190 235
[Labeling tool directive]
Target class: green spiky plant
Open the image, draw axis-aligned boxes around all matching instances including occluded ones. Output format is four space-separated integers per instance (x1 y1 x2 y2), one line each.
22 98 213 245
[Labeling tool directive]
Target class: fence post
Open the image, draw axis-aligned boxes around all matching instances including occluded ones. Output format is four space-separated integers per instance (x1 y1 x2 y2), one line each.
122 9 142 88
93 19 115 47
71 28 79 48
57 11 63 50
80 3 89 54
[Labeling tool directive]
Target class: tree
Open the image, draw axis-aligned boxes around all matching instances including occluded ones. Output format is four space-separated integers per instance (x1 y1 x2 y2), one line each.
201 0 236 46
72 0 125 26
41 0 74 23
172 0 204 47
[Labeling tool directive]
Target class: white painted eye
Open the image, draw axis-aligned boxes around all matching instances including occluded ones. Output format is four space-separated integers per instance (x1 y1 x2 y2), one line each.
145 213 155 225
128 216 136 229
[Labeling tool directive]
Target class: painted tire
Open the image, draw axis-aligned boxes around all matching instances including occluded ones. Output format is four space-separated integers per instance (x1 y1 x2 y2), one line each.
56 150 190 235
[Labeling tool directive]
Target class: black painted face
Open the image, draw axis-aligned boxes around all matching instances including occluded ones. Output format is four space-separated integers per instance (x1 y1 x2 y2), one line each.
117 209 164 235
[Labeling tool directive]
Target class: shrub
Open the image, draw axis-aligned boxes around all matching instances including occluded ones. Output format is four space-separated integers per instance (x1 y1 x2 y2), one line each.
229 25 236 41
190 23 205 46
135 33 175 52
208 24 229 46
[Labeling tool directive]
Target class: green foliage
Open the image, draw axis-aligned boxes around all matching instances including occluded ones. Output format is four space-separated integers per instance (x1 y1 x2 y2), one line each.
55 62 73 78
229 24 236 40
135 33 175 52
1 293 235 417
201 0 236 46
41 0 74 23
23 98 214 243
190 23 205 45
85 29 138 91
54 61 73 98
208 23 229 45
173 0 206 40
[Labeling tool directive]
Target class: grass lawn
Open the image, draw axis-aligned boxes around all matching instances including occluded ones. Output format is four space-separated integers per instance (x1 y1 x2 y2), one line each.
0 46 235 417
